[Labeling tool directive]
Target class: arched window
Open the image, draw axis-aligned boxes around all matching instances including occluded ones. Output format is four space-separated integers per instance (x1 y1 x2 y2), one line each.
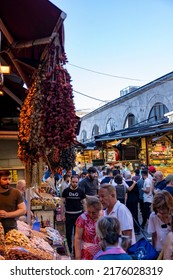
148 103 169 122
124 113 136 128
80 130 87 142
105 118 116 133
92 124 99 136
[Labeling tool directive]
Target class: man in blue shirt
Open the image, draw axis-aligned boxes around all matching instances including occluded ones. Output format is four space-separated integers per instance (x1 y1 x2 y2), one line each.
152 171 167 192
164 174 173 196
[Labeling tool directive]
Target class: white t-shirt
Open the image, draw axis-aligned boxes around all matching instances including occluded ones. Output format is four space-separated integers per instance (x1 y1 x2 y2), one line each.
148 173 153 180
104 200 136 244
143 177 153 203
61 181 70 193
148 212 171 252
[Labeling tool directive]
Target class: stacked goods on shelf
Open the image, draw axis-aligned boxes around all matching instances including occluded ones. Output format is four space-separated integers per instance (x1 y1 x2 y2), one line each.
39 193 57 210
31 189 59 210
31 191 64 228
155 166 173 177
31 197 44 209
30 187 43 209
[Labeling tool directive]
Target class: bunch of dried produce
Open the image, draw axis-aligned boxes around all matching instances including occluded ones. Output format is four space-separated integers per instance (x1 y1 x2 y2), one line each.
59 145 76 171
6 248 43 260
47 145 76 171
18 81 39 164
30 49 78 159
5 229 31 248
18 40 78 171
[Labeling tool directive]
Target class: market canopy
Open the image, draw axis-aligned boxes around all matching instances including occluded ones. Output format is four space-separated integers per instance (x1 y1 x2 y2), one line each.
95 119 173 143
0 0 66 125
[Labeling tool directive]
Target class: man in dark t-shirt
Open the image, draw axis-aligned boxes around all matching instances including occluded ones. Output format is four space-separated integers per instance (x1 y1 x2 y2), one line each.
79 166 99 196
62 175 86 254
0 170 26 234
100 168 113 184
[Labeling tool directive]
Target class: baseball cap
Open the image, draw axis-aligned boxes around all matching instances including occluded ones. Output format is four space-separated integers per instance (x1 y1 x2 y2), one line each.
148 166 156 173
165 174 173 183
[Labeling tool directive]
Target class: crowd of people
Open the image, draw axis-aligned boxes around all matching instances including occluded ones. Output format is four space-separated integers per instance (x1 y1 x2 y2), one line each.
58 163 173 260
0 163 173 260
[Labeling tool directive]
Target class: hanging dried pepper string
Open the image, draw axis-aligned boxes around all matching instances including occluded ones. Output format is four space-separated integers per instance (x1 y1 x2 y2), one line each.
18 38 78 171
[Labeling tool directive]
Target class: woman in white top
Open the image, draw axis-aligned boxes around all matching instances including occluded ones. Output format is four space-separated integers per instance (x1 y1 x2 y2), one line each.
148 190 173 253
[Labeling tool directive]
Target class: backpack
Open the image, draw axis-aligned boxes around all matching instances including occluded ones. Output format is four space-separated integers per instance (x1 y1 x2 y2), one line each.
115 184 126 204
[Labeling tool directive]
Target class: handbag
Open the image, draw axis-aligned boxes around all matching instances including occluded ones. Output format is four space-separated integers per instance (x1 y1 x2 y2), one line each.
127 237 159 260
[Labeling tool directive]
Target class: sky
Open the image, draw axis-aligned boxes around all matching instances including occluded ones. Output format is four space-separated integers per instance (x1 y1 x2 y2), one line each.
51 0 173 112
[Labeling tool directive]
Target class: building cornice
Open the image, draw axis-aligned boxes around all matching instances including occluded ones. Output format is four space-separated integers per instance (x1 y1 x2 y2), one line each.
80 71 173 120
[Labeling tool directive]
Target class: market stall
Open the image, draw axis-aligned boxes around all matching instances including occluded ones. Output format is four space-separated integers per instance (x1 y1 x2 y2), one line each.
0 182 68 261
0 0 78 260
30 184 65 230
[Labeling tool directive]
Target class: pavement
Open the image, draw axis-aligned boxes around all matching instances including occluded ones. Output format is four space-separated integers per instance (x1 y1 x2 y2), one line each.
134 207 152 242
135 225 152 242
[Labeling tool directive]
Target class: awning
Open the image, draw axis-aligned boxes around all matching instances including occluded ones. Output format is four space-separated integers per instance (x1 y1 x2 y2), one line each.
95 120 173 143
0 0 66 114
74 140 86 149
84 141 96 150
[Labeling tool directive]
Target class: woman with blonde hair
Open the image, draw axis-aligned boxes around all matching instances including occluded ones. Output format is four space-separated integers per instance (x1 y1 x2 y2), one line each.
147 190 173 253
74 196 103 260
93 216 132 260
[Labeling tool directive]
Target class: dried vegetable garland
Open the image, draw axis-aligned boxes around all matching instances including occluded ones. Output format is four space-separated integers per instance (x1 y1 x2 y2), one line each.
59 145 76 171
18 81 39 164
18 41 78 170
47 145 76 171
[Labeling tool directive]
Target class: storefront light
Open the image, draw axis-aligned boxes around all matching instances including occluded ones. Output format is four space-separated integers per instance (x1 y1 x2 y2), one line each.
0 65 10 74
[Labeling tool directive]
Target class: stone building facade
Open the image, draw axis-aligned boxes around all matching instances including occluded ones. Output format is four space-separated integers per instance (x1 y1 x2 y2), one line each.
78 71 173 144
